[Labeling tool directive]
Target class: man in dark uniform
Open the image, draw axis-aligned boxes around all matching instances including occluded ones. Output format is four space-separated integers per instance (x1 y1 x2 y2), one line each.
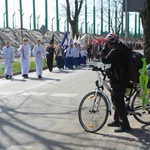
46 40 55 72
101 33 131 133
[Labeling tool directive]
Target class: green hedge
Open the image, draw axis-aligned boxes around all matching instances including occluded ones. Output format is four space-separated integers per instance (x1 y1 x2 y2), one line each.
0 58 56 75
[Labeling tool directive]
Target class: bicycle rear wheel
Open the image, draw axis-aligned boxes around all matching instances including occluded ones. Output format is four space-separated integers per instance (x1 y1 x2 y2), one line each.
131 91 150 125
78 91 109 133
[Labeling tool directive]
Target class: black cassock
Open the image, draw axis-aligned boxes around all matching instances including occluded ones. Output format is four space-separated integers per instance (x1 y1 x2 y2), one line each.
46 46 55 72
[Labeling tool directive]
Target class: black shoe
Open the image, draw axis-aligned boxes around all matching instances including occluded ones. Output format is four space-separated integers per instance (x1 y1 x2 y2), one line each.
107 121 120 127
24 74 28 78
114 126 131 133
8 76 12 79
5 75 9 79
38 75 42 79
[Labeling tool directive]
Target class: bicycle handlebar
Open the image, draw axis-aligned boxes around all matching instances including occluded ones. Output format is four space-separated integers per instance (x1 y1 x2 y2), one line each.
89 65 106 77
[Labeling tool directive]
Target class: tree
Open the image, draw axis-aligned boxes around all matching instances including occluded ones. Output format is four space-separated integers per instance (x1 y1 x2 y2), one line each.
65 0 84 38
141 0 150 63
97 0 124 35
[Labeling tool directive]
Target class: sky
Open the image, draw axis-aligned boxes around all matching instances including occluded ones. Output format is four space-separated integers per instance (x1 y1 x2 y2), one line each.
0 0 141 34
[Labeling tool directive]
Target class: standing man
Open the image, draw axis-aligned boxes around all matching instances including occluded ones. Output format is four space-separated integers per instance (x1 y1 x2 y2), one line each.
101 33 131 132
18 38 31 78
46 40 55 72
2 41 15 79
32 39 46 79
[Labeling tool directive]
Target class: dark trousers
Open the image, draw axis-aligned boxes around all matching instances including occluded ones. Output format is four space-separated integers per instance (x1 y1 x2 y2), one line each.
47 58 53 71
111 84 130 127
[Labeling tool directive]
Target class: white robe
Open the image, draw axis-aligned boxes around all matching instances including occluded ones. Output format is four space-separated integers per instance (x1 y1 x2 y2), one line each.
2 46 15 76
18 44 31 75
32 44 46 76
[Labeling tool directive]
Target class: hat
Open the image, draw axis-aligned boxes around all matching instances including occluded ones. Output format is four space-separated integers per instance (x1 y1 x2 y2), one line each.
49 40 54 44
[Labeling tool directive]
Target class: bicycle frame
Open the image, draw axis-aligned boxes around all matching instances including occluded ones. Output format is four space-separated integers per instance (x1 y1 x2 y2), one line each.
93 70 112 115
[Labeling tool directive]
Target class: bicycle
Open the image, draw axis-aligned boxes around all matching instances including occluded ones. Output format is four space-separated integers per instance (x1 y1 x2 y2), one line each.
78 65 150 133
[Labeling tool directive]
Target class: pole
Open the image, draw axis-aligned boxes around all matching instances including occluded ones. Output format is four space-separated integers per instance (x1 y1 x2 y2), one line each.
56 0 59 31
93 0 96 34
19 0 23 42
115 1 117 33
85 0 87 33
134 13 137 37
33 0 36 29
128 12 130 36
52 17 55 32
138 14 141 38
108 0 110 33
125 0 128 45
45 0 48 29
12 12 15 29
3 12 6 28
121 11 124 36
64 20 67 32
5 0 9 27
101 0 103 35
37 15 40 30
30 14 32 30
58 18 61 32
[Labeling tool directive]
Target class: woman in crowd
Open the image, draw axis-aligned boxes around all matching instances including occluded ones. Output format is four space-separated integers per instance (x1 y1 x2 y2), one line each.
55 44 64 70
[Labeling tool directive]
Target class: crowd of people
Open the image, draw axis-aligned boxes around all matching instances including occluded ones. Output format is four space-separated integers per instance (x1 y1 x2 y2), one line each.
1 38 103 79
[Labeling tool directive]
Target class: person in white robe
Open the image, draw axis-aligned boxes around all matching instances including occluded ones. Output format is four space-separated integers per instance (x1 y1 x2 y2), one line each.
2 41 15 79
18 38 31 78
32 39 46 79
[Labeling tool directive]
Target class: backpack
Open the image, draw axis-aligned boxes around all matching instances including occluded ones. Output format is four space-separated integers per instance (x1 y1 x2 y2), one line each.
130 51 144 83
120 43 144 83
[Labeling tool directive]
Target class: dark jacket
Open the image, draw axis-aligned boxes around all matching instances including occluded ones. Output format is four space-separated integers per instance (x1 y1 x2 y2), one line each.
101 42 129 85
46 46 55 59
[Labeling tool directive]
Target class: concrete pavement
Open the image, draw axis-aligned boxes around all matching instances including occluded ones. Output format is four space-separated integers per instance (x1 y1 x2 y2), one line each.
0 61 149 150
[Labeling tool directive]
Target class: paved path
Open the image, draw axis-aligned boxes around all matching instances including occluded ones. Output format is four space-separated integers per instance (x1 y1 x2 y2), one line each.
0 61 149 150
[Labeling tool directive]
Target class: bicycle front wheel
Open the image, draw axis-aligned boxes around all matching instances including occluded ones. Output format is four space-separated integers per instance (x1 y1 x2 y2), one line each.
78 91 109 133
131 91 150 125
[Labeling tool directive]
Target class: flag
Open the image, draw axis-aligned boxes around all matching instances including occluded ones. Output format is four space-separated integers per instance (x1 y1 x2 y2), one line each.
68 29 73 45
77 36 81 44
139 58 149 109
61 32 68 49
73 34 77 43
50 33 54 44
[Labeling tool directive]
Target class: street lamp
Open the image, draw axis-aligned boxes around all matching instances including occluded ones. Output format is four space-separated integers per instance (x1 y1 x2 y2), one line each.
37 15 40 30
29 14 32 30
91 23 94 34
3 12 6 28
52 17 55 32
58 18 61 32
12 12 16 29
64 19 67 32
81 21 84 33
105 25 107 32
87 22 89 33
97 23 100 34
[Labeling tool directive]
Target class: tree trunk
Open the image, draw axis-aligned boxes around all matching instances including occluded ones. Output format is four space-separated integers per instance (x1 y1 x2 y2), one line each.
70 21 77 38
141 1 150 63
66 0 83 38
